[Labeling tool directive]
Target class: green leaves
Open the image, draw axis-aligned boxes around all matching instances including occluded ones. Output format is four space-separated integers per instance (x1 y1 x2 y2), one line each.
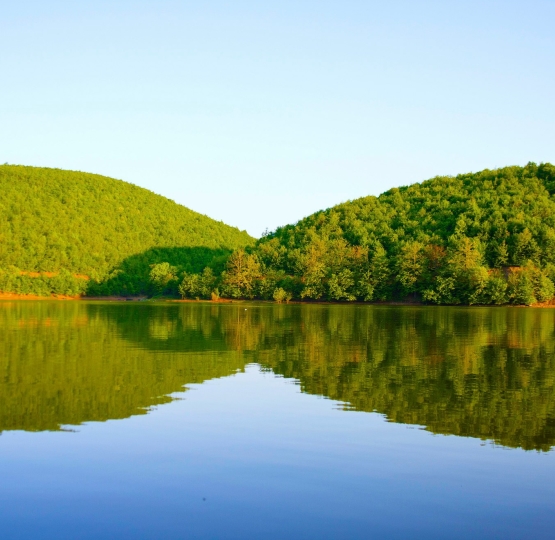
396 241 425 294
243 163 555 305
3 162 554 305
272 287 292 303
221 250 262 299
0 165 254 297
149 262 178 296
179 267 216 299
328 270 356 301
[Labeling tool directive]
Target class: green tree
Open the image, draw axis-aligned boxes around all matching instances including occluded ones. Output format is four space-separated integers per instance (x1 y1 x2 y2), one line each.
221 250 261 298
483 272 509 305
149 262 178 295
179 267 217 299
328 269 356 301
396 241 425 297
273 287 292 303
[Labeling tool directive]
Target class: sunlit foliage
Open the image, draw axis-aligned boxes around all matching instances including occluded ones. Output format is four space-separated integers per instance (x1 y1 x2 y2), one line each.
209 162 555 304
3 162 555 304
0 165 254 296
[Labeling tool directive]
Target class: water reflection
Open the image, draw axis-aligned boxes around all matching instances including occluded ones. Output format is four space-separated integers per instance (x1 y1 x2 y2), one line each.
0 302 245 432
1 302 554 451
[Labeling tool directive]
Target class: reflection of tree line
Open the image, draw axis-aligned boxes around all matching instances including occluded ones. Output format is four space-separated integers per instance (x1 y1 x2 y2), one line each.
1 303 554 451
0 303 246 432
267 308 555 451
232 306 555 451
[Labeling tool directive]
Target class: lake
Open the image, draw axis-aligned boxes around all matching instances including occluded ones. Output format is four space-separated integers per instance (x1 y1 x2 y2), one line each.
1 301 554 539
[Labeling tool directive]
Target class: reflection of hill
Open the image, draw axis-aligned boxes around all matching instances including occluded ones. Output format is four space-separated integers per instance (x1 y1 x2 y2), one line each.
2 302 555 451
114 303 555 451
89 303 232 353
0 302 246 432
253 306 555 451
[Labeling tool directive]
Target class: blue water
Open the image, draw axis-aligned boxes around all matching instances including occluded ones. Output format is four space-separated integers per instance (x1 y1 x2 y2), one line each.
1 302 554 539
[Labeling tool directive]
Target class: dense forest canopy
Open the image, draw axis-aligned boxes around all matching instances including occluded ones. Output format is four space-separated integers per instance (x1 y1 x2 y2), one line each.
2 162 555 304
0 165 254 295
179 162 555 305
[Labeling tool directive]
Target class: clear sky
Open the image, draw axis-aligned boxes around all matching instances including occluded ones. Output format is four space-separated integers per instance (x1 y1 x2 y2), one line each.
2 0 554 237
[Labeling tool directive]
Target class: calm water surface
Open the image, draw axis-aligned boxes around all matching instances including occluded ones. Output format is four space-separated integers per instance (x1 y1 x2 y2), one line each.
1 302 554 539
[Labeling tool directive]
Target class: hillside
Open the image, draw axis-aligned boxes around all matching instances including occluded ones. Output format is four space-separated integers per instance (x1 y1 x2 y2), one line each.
0 165 254 296
189 162 555 305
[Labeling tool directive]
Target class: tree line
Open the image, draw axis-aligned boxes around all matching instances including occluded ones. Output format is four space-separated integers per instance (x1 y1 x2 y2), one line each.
0 164 253 296
174 162 555 305
2 162 555 305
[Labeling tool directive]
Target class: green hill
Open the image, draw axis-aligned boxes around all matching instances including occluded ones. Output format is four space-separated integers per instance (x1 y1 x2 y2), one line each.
3 162 555 304
204 162 555 305
0 165 254 296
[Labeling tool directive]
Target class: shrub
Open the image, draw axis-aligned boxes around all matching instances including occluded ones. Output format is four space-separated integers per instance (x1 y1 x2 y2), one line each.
273 287 292 304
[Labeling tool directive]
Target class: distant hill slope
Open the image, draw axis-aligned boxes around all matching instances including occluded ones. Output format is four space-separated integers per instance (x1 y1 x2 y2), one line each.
211 162 555 305
0 165 254 296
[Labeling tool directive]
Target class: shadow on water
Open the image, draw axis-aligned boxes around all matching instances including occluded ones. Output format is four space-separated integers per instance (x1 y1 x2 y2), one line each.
1 302 555 451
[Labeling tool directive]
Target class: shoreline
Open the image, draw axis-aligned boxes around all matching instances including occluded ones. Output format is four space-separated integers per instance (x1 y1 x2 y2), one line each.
1 292 554 308
0 292 80 301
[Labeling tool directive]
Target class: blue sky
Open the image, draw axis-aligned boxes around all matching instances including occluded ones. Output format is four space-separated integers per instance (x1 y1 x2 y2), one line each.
2 0 554 237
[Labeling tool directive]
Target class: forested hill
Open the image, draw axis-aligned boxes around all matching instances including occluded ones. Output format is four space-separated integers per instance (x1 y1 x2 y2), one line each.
180 162 555 305
3 163 555 304
0 165 254 296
